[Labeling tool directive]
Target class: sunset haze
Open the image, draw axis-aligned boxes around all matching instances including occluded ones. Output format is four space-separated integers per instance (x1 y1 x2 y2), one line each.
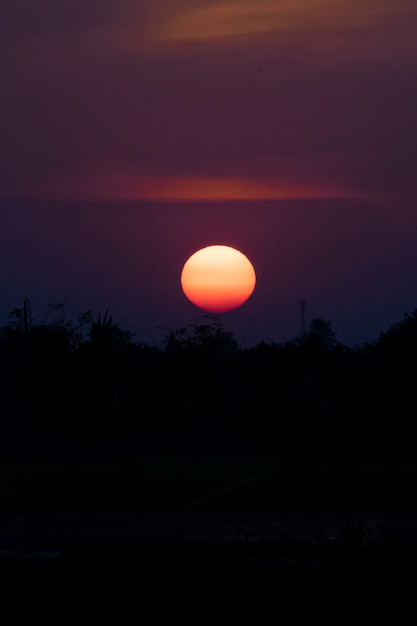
1 0 416 345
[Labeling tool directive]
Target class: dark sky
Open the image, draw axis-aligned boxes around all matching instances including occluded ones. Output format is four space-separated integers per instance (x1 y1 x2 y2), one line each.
1 1 417 346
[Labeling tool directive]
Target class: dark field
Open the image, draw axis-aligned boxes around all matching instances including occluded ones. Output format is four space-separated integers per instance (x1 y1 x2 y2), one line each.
1 448 417 624
2 558 417 626
2 446 417 509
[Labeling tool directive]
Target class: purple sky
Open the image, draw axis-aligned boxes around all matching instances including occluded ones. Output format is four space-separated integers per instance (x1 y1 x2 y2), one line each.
1 1 417 346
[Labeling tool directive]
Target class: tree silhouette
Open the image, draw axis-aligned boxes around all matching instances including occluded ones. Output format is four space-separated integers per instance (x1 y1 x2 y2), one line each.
165 314 237 356
0 297 417 451
87 309 134 348
7 299 33 335
307 318 337 349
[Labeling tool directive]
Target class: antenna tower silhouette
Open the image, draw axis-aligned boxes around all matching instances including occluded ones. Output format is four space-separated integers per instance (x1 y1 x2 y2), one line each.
298 300 306 336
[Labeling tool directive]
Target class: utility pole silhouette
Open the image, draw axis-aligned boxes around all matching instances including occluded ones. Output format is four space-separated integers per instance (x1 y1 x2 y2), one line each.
23 299 29 335
298 300 306 337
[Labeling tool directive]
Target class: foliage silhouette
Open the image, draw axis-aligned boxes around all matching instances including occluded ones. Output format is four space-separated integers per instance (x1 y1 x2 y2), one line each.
0 302 417 451
165 313 237 356
307 317 337 347
87 308 135 348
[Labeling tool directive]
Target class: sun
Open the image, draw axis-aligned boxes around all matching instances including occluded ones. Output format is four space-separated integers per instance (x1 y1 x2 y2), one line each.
181 245 256 312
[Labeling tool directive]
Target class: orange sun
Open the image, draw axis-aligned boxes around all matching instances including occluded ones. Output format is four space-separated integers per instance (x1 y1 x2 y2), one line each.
181 245 256 312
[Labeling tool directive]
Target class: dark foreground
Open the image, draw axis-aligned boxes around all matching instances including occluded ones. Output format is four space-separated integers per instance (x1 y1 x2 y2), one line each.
1 504 417 625
1 553 417 625
2 448 417 624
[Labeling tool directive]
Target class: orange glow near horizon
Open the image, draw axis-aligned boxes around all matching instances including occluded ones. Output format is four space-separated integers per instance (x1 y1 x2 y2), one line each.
181 245 256 312
35 173 358 202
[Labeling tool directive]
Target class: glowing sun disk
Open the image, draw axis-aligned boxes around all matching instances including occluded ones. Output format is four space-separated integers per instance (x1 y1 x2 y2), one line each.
181 245 256 312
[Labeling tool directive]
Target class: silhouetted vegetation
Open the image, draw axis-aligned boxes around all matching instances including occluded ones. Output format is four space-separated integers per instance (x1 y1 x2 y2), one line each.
1 301 417 453
2 303 417 626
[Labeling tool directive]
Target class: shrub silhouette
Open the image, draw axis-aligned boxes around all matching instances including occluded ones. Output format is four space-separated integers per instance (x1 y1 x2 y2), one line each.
0 301 417 451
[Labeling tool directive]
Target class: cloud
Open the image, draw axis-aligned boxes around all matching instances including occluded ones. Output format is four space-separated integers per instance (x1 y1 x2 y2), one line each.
0 0 416 205
158 1 296 41
34 171 357 202
155 0 417 62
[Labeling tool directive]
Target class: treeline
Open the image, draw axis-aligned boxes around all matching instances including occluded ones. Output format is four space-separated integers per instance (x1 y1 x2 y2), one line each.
0 301 416 452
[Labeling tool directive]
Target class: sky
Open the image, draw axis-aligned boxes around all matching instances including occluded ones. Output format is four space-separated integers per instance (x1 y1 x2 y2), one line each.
1 0 417 347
